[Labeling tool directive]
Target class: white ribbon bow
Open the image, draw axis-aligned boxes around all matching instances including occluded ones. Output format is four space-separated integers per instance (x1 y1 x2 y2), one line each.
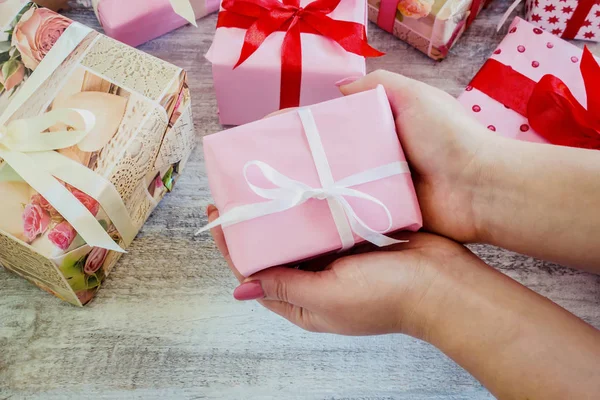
198 108 409 251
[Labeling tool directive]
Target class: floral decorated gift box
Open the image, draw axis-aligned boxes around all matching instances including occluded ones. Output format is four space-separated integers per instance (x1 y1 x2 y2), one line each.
201 86 423 277
368 0 492 60
458 17 599 148
0 0 69 12
33 0 69 10
92 0 220 47
0 2 196 306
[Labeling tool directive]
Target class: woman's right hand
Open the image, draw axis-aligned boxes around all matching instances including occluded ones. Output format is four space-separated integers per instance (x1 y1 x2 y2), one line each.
339 71 491 243
341 71 600 270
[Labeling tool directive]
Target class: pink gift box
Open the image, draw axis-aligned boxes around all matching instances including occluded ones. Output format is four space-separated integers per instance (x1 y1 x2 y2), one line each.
458 17 599 143
94 0 220 47
524 0 600 42
205 0 369 126
203 86 423 277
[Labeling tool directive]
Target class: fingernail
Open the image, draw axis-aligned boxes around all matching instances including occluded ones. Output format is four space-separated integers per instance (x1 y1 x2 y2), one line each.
334 76 361 87
207 204 216 217
233 281 264 301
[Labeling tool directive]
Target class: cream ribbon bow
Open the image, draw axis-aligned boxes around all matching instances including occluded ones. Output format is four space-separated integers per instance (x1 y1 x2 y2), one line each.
0 22 136 252
198 108 409 251
0 109 125 252
92 0 198 27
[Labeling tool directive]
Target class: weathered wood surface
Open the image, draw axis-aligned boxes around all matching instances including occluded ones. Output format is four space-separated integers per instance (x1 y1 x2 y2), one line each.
1 1 599 399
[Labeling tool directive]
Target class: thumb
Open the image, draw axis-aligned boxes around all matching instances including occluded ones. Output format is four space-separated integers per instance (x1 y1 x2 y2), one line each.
339 70 421 96
233 267 331 309
338 70 427 114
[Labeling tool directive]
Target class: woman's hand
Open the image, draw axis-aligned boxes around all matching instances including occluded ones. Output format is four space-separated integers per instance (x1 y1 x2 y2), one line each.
206 70 600 398
339 71 491 243
208 205 470 338
340 71 600 270
209 204 600 399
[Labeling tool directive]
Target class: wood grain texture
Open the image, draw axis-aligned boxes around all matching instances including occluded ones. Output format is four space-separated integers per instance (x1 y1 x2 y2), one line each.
1 1 599 399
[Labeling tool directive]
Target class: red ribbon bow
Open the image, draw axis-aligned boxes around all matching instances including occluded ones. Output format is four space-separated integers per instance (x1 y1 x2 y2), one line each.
217 0 384 110
528 47 600 149
471 47 600 150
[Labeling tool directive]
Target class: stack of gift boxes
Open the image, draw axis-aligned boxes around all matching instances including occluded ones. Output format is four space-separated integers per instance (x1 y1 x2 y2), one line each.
0 0 597 306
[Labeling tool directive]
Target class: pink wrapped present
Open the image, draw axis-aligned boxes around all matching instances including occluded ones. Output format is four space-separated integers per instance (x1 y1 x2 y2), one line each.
93 0 220 47
206 0 383 126
200 86 423 277
458 17 600 148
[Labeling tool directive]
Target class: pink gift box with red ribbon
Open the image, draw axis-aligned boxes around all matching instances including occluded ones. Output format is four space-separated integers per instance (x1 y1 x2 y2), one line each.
524 0 600 42
202 86 423 277
206 0 382 126
458 17 600 147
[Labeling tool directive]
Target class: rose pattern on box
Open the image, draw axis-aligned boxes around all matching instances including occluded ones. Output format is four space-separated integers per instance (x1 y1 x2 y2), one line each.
0 3 70 93
525 0 600 41
0 4 196 306
368 0 488 60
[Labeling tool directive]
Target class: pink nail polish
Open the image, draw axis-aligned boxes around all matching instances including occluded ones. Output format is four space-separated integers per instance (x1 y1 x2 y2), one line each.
334 76 361 87
207 204 216 216
233 281 264 301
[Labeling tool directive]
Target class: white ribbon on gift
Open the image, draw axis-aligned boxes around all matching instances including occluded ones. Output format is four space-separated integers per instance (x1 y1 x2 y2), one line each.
92 0 198 27
169 0 199 26
0 22 137 252
496 0 523 31
198 108 409 251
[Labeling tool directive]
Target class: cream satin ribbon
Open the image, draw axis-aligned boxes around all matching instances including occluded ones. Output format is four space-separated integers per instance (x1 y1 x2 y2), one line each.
0 22 136 251
0 109 125 252
92 0 198 27
198 108 409 251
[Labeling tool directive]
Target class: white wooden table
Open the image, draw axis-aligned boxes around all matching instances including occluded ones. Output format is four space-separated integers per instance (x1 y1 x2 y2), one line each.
1 1 599 399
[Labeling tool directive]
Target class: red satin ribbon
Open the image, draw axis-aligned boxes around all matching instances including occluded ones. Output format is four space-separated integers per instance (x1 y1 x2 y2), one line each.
465 0 484 28
471 47 600 150
562 0 598 40
217 0 383 110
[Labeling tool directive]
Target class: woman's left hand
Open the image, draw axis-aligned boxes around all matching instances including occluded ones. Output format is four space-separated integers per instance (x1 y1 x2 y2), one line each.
207 205 470 338
207 204 600 399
